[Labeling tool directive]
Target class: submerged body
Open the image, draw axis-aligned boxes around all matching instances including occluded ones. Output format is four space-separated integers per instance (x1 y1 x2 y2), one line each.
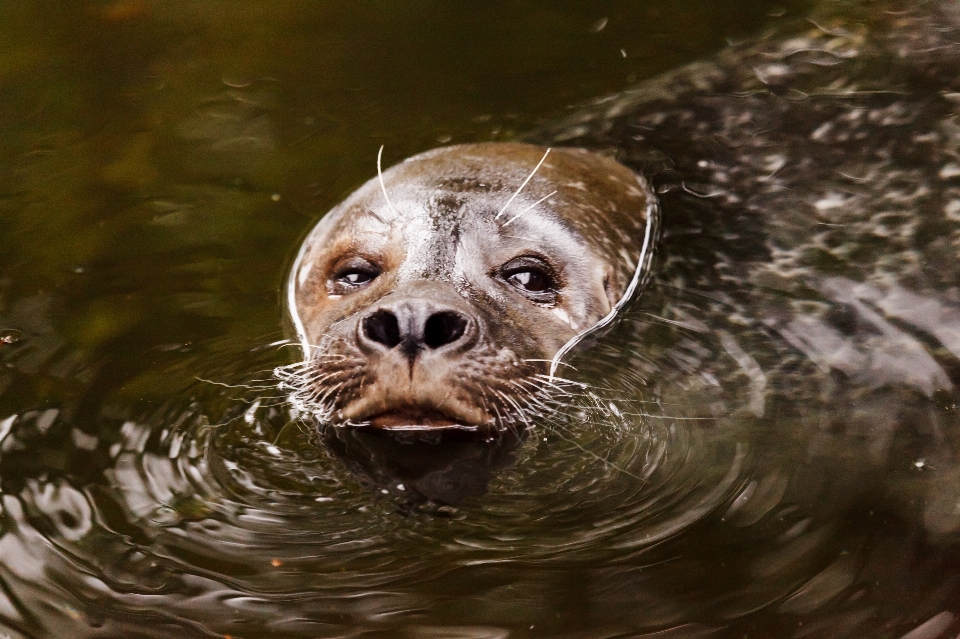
288 0 960 436
531 0 960 402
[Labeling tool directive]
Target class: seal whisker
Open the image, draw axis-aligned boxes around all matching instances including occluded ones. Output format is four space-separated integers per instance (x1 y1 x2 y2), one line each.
473 389 498 435
501 190 557 227
620 409 713 421
523 373 577 393
522 358 578 371
495 147 551 220
496 389 535 427
194 377 278 391
511 378 569 408
532 373 589 393
637 312 706 333
486 382 521 426
509 382 557 420
313 378 352 405
536 415 647 482
487 397 508 430
375 145 397 223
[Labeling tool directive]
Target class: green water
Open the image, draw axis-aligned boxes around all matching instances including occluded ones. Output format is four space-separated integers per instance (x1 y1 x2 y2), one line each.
0 0 802 410
8 2 960 639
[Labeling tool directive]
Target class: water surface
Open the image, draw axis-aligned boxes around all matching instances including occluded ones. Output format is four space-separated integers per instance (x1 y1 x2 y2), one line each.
5 2 960 638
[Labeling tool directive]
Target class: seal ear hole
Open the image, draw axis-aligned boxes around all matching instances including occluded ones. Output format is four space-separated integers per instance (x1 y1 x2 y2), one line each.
603 271 619 309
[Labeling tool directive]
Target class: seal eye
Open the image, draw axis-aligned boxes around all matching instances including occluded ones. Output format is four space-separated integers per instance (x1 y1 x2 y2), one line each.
508 270 549 292
342 272 373 285
499 256 558 302
329 257 381 294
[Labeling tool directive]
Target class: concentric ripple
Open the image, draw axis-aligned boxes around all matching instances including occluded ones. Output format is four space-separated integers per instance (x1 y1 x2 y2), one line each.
1 280 956 639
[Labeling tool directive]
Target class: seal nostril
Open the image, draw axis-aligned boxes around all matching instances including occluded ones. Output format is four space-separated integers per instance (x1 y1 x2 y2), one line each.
424 311 468 349
363 310 401 348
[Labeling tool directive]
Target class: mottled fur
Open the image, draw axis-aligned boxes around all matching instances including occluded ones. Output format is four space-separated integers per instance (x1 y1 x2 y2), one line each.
528 0 960 538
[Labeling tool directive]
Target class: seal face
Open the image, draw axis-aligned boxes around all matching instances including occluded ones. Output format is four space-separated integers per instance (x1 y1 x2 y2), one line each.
285 142 655 431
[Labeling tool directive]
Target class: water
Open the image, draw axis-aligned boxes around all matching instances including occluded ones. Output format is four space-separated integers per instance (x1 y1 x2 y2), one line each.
3 1 960 638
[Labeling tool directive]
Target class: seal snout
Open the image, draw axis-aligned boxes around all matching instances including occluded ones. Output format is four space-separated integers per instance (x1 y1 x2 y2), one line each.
341 292 489 430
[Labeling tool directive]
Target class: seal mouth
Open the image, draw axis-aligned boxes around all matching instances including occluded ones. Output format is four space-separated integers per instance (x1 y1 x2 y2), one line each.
367 410 480 432
342 385 491 431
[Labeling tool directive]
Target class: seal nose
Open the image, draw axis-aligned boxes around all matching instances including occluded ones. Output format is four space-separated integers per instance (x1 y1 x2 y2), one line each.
360 304 473 357
424 311 468 348
362 310 402 348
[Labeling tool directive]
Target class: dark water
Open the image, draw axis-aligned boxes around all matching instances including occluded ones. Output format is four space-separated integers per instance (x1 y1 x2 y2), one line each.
4 1 960 638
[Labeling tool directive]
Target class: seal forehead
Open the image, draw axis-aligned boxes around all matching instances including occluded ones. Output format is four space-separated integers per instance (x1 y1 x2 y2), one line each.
294 141 655 321
382 142 652 298
389 187 464 282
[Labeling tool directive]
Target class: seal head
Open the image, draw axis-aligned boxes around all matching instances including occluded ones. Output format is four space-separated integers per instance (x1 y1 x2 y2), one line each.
286 142 655 431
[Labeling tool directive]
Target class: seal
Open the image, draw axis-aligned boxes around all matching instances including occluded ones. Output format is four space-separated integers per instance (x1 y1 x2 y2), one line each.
283 142 657 432
280 0 960 443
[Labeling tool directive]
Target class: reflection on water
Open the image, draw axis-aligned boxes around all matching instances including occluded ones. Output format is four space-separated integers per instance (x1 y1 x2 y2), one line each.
3 0 960 638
